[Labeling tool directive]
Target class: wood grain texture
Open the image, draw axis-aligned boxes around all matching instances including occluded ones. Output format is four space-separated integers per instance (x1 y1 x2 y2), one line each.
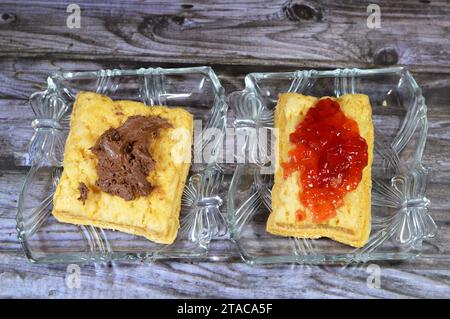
0 0 449 299
0 0 449 72
1 251 450 298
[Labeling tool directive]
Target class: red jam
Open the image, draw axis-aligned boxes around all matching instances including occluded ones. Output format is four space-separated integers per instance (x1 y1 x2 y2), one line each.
296 210 307 221
282 98 368 223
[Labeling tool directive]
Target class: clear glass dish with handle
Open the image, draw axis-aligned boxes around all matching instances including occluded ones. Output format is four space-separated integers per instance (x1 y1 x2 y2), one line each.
227 67 439 264
18 66 227 263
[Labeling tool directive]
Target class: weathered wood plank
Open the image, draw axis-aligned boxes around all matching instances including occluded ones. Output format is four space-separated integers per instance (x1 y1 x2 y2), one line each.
1 58 449 114
1 251 450 298
0 1 449 72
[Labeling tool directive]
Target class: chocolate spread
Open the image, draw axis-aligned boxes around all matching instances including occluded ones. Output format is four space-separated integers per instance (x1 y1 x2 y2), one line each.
78 182 88 205
90 115 171 201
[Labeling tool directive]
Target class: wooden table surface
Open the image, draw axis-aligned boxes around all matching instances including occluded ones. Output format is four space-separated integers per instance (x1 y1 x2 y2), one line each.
1 0 450 298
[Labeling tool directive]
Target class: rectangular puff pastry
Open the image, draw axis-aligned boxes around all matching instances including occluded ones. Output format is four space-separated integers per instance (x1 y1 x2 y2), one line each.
268 93 374 248
52 91 193 244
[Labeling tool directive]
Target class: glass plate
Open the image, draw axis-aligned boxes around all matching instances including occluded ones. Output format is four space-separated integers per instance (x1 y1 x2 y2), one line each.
227 67 438 264
18 66 227 263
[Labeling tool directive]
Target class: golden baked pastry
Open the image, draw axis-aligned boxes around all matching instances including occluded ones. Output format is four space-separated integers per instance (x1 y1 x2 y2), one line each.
268 93 374 247
52 91 193 244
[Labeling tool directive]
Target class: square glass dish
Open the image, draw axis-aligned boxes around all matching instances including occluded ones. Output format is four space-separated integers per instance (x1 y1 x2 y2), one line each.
227 67 439 264
18 66 227 263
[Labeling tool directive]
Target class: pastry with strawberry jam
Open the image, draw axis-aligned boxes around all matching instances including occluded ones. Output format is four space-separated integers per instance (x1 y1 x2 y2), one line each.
268 93 373 247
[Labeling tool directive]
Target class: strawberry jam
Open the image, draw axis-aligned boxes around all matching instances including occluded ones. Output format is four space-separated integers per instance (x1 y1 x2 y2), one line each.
281 98 368 223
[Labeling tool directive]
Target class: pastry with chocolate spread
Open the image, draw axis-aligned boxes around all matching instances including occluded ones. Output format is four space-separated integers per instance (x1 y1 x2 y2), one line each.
51 92 193 244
